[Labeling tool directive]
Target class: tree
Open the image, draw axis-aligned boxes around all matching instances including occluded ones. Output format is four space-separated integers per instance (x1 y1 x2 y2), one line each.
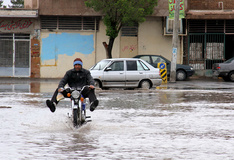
85 0 158 58
0 0 3 8
9 0 24 8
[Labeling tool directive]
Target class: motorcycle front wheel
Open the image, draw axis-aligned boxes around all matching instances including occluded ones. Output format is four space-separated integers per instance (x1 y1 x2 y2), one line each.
73 109 79 127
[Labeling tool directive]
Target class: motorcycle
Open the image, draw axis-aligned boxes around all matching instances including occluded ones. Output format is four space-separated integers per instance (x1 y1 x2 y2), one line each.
57 86 91 128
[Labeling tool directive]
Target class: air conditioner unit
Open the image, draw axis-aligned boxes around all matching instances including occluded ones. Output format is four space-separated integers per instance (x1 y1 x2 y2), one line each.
165 16 183 34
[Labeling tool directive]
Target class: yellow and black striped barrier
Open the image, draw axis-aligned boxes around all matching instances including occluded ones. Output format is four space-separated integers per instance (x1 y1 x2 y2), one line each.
158 63 167 84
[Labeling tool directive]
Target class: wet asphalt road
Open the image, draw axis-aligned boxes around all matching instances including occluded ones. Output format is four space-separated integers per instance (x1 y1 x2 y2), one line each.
0 77 234 160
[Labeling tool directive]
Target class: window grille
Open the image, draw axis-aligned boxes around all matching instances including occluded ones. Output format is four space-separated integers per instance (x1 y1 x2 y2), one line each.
83 17 97 30
121 24 138 37
226 20 234 33
0 33 13 40
41 16 57 30
0 33 30 77
206 20 224 33
188 20 234 33
188 33 225 70
15 34 30 40
188 20 205 33
41 16 99 31
59 17 82 30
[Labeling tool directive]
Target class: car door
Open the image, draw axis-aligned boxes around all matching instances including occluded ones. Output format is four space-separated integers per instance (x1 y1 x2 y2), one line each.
125 60 146 87
103 60 126 87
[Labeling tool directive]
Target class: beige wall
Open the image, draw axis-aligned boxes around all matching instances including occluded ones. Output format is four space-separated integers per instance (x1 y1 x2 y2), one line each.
40 21 121 78
24 0 39 9
95 21 121 62
120 37 138 58
40 18 184 78
138 17 182 64
40 31 96 78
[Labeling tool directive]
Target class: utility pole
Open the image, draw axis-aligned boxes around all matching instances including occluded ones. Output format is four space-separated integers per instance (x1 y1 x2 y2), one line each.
170 0 180 82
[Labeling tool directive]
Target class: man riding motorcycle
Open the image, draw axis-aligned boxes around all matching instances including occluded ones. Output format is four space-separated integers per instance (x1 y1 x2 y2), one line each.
46 58 99 112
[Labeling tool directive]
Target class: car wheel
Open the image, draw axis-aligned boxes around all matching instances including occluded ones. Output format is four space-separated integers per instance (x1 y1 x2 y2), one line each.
94 80 101 89
140 80 151 89
176 70 186 81
229 71 234 82
222 76 230 82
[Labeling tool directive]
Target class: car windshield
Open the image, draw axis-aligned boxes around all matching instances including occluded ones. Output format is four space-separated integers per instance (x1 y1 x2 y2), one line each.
91 60 110 70
224 57 234 63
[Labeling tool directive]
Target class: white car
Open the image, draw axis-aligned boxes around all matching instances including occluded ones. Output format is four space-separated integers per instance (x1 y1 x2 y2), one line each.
90 58 162 89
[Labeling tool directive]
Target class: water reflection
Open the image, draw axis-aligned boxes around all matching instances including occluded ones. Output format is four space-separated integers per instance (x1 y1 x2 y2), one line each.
1 79 234 159
0 84 30 92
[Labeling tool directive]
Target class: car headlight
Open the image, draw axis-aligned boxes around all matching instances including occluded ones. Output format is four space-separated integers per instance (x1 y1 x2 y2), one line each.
190 66 194 70
71 90 80 99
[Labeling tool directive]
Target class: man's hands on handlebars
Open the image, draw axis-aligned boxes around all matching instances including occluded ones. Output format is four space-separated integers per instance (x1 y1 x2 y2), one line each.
58 88 64 93
89 85 95 89
59 86 94 92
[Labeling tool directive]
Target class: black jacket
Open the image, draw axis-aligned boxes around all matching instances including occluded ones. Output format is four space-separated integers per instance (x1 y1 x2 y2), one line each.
58 68 94 88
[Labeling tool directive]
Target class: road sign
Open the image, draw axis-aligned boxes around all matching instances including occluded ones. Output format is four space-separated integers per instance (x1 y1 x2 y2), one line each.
158 63 167 84
159 63 165 69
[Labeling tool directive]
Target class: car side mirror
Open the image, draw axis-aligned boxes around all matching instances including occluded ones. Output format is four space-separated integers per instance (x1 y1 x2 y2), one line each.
105 67 112 71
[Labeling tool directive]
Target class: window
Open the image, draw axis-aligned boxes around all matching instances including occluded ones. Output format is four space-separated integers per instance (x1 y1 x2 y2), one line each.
92 60 110 70
139 61 150 70
58 17 82 30
0 33 13 40
15 34 30 40
41 16 100 30
138 56 151 64
127 60 148 71
41 16 57 30
137 61 145 71
108 61 124 71
127 61 137 71
152 56 166 64
121 23 138 37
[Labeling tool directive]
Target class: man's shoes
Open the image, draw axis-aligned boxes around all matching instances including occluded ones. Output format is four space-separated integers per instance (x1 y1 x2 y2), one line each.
46 100 56 112
90 100 99 112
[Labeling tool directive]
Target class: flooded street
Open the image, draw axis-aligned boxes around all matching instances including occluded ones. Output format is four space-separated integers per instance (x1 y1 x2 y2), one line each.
0 79 234 160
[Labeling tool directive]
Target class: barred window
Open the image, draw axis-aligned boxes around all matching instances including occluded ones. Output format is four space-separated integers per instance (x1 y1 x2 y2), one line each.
41 16 100 30
41 16 57 30
121 24 138 37
59 17 82 30
0 33 30 40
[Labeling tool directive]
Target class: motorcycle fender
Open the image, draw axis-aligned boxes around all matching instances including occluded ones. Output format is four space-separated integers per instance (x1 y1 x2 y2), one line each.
72 100 78 109
78 100 82 109
73 105 78 109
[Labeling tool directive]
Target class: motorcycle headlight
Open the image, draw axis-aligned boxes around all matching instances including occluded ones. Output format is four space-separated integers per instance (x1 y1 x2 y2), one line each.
71 90 80 99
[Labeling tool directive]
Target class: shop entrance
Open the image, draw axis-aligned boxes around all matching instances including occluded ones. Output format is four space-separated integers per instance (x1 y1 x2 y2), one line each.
188 33 225 70
0 34 30 77
225 35 234 60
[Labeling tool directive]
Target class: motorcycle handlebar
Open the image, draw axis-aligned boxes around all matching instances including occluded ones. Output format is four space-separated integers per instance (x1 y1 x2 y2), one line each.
65 85 94 93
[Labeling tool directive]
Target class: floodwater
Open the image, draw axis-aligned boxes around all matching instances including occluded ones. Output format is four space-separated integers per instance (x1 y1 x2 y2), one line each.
0 79 234 160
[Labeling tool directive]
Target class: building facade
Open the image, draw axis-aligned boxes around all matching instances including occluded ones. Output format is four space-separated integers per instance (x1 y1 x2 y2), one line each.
0 0 186 78
186 0 234 76
0 9 40 77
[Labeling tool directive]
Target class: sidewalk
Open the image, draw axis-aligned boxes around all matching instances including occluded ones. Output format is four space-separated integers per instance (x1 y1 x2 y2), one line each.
0 76 229 93
0 75 218 84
